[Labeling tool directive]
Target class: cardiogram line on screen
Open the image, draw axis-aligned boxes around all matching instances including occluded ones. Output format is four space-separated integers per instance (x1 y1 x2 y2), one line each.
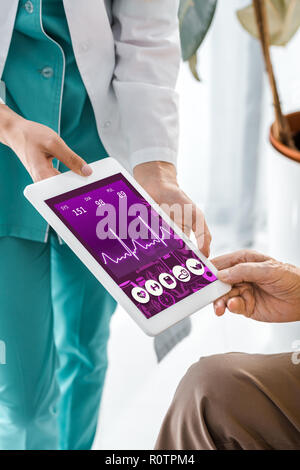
101 216 172 265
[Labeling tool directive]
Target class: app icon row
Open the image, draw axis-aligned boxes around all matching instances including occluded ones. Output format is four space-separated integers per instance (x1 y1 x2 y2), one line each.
131 258 206 304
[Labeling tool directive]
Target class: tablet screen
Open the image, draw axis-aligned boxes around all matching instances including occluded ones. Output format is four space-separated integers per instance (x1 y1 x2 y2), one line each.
45 173 217 318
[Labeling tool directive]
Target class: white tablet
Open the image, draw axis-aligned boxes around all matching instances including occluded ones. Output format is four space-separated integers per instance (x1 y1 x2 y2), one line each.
24 157 230 336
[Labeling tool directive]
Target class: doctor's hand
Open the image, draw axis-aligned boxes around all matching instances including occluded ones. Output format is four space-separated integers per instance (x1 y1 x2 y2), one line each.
133 161 211 257
0 104 92 182
212 250 300 323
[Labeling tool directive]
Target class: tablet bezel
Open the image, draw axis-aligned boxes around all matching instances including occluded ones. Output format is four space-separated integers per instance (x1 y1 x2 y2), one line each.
24 157 231 336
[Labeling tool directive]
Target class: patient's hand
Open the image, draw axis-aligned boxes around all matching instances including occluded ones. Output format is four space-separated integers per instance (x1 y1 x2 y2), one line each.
212 250 300 323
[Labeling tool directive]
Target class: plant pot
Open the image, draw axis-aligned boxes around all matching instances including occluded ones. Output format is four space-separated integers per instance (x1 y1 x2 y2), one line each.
268 111 300 264
266 111 300 352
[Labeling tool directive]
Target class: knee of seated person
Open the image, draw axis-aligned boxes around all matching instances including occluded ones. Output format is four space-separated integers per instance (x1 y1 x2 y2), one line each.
174 353 244 413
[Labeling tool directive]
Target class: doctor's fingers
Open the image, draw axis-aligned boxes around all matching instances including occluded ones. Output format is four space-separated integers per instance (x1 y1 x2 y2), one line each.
164 201 211 258
192 206 211 258
30 157 60 182
48 136 92 177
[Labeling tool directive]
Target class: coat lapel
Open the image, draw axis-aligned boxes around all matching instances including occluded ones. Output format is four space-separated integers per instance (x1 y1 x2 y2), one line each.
63 0 114 62
0 0 19 78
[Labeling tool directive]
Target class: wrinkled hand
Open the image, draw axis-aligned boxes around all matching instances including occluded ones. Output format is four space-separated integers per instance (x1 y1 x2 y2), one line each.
0 104 92 182
134 161 211 257
212 249 300 323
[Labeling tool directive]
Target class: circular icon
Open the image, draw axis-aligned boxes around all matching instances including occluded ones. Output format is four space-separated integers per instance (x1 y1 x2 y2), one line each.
158 272 177 289
172 265 191 283
131 286 150 304
145 279 163 296
186 258 205 275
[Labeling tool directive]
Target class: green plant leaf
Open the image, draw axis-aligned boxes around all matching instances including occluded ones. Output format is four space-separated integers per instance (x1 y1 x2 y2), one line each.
188 54 201 80
179 0 218 61
237 0 300 46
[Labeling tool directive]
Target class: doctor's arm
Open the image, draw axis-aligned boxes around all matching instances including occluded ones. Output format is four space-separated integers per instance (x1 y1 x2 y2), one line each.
111 0 211 256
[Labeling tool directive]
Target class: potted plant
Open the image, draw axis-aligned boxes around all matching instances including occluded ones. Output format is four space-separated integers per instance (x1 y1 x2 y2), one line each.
179 0 300 265
237 0 300 267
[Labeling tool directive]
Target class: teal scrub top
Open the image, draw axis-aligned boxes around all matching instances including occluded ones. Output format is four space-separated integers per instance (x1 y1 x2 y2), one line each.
0 0 108 242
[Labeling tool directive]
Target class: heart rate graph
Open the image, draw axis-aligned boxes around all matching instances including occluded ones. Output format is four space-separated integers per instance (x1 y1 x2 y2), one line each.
101 216 176 266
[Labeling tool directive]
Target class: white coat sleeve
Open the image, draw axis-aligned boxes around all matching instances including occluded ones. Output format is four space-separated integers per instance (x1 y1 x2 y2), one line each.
0 81 5 104
111 0 181 170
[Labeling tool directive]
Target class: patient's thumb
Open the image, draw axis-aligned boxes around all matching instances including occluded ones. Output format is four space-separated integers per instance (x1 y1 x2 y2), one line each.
218 262 266 284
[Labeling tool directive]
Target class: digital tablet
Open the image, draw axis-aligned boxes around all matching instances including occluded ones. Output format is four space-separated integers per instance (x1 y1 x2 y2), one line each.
24 157 231 336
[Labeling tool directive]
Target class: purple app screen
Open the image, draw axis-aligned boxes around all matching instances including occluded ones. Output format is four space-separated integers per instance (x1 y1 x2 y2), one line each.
45 173 217 318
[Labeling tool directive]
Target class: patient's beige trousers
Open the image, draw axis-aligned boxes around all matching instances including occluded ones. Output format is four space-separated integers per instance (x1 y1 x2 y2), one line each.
155 352 300 450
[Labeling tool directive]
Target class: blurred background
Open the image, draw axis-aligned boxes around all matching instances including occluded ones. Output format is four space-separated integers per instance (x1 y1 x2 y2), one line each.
93 0 300 449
